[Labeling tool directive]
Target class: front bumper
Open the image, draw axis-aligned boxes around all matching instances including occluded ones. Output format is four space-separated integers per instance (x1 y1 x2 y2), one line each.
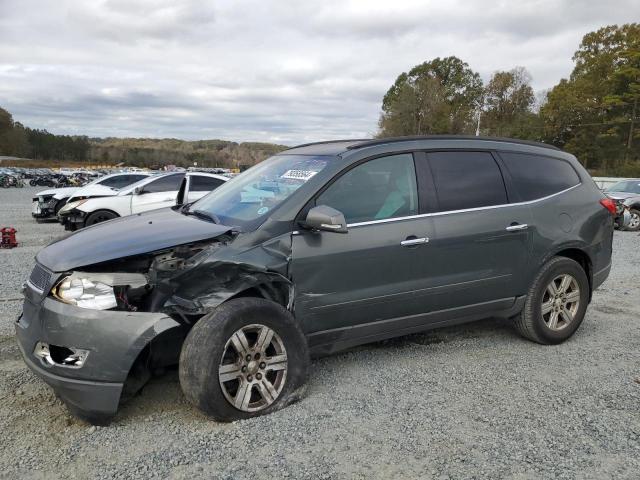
31 198 57 219
16 288 181 423
58 208 87 230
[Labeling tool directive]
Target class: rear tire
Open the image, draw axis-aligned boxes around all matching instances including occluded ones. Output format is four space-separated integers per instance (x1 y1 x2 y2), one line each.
85 210 118 226
179 297 309 422
514 257 589 345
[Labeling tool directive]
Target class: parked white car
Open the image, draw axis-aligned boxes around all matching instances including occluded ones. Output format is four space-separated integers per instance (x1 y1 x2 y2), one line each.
32 172 151 221
59 172 228 230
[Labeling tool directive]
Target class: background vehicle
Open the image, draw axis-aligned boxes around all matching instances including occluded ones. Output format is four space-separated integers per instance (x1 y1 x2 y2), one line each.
32 172 151 221
605 179 640 231
60 171 228 229
17 136 614 425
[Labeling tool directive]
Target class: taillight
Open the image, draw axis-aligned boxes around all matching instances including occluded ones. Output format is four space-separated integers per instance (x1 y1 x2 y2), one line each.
599 198 617 215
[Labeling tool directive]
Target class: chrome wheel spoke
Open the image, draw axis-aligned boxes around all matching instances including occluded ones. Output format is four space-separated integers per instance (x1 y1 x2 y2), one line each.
560 307 574 324
219 363 242 383
265 354 287 371
257 378 278 403
541 299 554 315
565 290 580 304
254 326 274 352
231 330 251 355
546 282 558 296
234 381 253 410
547 312 559 330
558 275 571 294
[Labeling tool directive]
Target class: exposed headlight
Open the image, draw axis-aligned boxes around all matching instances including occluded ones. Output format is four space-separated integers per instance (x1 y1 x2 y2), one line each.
59 199 86 213
54 276 117 310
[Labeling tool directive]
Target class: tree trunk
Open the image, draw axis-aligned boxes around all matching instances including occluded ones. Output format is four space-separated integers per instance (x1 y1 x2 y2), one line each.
626 97 638 162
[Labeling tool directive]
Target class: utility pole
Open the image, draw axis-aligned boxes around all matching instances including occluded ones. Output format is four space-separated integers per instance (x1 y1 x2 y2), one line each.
626 97 637 162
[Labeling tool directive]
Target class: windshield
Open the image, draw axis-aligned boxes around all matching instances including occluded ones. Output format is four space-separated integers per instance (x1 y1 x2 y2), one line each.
191 154 331 229
606 180 640 194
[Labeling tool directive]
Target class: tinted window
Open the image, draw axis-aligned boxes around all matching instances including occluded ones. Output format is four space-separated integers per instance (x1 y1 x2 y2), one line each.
500 153 580 201
100 174 147 189
143 174 184 193
190 175 225 192
427 151 507 211
317 154 418 224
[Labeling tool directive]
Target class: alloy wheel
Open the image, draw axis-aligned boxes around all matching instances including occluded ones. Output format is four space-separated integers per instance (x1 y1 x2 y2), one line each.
218 324 288 412
541 274 580 331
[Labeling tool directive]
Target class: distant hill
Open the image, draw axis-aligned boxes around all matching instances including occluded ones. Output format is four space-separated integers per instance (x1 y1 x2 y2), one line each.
88 137 288 168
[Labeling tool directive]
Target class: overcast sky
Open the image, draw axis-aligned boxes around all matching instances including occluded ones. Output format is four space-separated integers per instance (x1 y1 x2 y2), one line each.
0 0 636 145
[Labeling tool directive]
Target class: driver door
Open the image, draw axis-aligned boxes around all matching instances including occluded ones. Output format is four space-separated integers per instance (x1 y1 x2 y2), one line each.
130 173 184 213
290 153 435 335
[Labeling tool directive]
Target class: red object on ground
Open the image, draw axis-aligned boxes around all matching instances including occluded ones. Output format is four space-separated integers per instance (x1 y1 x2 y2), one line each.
0 227 18 248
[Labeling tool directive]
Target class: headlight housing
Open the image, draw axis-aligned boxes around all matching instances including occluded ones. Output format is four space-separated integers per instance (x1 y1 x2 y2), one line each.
54 277 117 310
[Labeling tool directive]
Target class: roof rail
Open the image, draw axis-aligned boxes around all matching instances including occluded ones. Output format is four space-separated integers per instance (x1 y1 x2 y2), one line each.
286 139 372 150
346 135 561 151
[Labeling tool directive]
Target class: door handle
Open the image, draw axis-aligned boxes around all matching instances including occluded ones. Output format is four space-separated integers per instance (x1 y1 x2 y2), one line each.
400 237 429 247
506 223 528 231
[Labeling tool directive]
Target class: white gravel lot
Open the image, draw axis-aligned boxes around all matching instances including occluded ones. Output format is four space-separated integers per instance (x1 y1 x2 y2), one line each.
0 187 639 479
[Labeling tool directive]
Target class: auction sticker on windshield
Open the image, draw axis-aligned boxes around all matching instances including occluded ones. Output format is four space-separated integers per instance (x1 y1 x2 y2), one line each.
281 170 319 181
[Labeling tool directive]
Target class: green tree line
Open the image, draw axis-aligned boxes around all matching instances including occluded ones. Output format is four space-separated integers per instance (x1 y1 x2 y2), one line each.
0 108 91 162
379 23 640 175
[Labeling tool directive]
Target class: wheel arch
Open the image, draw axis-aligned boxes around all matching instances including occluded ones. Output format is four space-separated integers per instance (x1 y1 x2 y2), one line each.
84 208 121 226
553 247 593 300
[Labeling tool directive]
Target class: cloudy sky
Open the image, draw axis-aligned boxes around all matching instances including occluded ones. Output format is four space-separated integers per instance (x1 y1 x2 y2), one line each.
0 0 636 145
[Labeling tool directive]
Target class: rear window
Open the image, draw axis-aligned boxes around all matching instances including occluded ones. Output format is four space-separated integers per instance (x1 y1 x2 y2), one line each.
500 153 580 201
426 151 507 211
190 175 226 192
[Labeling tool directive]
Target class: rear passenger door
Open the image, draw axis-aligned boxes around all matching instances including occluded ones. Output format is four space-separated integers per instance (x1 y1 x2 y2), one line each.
416 151 533 312
186 175 226 203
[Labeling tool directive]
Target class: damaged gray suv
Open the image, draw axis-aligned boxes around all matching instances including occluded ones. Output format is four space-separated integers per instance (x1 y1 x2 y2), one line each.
17 136 615 424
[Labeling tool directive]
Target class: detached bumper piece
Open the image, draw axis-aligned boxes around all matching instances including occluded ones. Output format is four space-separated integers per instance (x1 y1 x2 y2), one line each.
59 209 87 231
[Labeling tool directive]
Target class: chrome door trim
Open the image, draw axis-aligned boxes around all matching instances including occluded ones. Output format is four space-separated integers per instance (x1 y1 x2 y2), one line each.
346 183 581 228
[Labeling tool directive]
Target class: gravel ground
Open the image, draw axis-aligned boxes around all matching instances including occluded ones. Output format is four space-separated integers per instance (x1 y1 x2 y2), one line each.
0 187 639 479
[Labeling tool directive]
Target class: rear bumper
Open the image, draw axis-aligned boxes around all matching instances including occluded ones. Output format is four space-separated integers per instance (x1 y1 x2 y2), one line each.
593 262 611 291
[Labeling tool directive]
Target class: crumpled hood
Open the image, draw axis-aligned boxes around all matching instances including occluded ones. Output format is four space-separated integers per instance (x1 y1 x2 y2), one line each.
606 191 640 202
67 184 118 200
36 187 78 198
37 207 232 271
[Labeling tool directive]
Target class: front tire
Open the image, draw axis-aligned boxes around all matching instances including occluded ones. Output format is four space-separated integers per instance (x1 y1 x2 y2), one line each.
514 257 589 345
179 297 309 422
625 208 640 232
85 210 118 226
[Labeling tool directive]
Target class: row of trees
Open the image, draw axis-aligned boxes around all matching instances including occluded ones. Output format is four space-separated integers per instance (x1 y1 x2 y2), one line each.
88 138 286 168
0 107 286 168
0 108 90 161
379 23 640 174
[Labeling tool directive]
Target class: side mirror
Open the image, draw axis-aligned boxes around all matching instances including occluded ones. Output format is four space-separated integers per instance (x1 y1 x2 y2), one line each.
304 205 348 233
134 186 144 195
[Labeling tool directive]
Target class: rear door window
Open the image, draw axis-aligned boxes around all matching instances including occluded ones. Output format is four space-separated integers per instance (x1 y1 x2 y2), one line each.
190 175 226 191
426 151 507 211
499 152 580 201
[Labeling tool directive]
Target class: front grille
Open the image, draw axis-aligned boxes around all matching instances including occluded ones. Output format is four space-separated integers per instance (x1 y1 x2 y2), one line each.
29 263 52 292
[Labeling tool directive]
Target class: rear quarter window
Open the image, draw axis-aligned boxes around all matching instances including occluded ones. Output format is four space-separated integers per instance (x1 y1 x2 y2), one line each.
500 152 580 201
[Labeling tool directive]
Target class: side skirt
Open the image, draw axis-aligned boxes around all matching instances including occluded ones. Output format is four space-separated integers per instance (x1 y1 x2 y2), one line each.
307 296 527 356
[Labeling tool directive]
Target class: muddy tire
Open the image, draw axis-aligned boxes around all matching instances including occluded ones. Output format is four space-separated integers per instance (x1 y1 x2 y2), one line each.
514 257 589 345
179 297 309 422
85 210 118 226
